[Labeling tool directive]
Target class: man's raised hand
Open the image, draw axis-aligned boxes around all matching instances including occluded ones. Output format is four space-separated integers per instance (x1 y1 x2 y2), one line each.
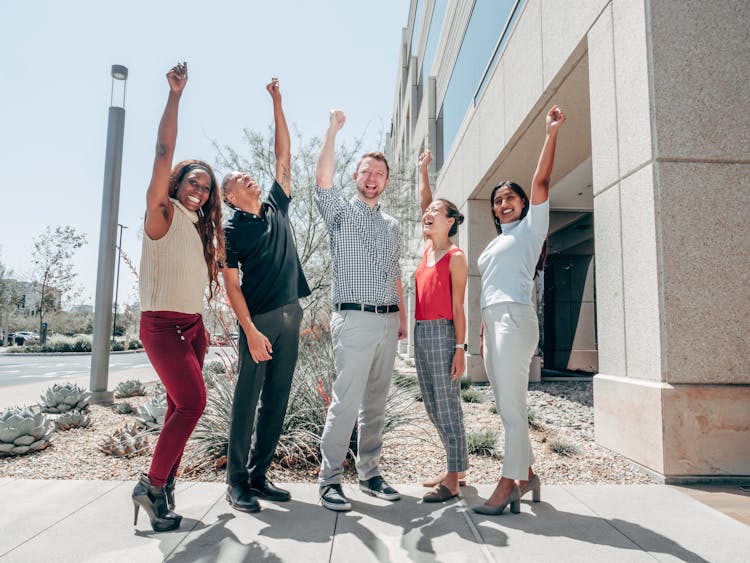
328 109 346 134
266 77 281 100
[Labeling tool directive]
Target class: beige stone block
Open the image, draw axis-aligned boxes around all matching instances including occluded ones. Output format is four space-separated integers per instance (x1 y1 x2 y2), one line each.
594 374 665 473
567 350 598 373
620 164 662 381
612 0 653 174
541 0 609 88
662 384 750 476
476 61 506 181
649 1 750 161
587 4 620 193
592 185 626 376
658 161 750 384
466 354 487 383
571 301 597 351
466 274 483 352
463 199 497 278
503 0 544 140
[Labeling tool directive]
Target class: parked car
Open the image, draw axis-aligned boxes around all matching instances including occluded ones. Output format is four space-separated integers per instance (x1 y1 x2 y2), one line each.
11 331 40 346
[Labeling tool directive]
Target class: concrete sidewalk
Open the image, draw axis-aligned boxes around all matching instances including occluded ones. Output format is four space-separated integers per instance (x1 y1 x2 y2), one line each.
0 480 748 562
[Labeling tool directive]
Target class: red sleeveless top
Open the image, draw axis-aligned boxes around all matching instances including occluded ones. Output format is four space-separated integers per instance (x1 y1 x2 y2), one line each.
414 246 461 320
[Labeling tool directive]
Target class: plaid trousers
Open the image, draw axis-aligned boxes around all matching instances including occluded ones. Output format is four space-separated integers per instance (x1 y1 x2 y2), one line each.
413 319 469 472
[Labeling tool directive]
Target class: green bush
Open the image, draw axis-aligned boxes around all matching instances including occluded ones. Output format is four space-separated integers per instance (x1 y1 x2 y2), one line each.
111 342 125 352
527 408 542 429
489 404 498 414
186 326 421 473
459 377 471 390
12 335 93 354
467 430 498 457
127 338 142 350
461 387 483 403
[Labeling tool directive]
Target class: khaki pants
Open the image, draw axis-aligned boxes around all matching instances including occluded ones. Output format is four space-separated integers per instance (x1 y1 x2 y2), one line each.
319 309 400 486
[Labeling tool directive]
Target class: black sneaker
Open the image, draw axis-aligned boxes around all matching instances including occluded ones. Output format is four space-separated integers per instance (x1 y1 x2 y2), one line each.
249 476 291 502
319 484 352 511
359 476 400 501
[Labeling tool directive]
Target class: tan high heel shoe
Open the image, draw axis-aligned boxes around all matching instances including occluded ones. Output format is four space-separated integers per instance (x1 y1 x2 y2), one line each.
472 484 521 515
519 474 541 502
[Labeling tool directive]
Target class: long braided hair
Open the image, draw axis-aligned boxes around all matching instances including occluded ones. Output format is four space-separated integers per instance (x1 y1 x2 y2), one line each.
489 181 548 277
168 160 225 302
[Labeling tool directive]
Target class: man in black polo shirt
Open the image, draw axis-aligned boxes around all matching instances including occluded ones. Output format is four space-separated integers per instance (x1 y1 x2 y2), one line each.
220 78 310 513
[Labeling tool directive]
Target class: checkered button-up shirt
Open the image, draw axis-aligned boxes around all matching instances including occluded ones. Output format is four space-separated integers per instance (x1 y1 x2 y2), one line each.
315 185 401 306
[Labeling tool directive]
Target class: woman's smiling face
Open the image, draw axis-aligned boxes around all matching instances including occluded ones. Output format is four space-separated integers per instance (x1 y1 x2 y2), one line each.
176 169 212 212
492 187 526 224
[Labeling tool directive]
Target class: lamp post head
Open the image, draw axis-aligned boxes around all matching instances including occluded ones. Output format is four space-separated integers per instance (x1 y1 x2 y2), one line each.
110 64 128 108
111 65 128 80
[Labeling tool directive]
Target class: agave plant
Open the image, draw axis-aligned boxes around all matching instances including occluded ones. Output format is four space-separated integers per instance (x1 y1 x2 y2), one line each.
54 409 92 431
0 406 54 456
98 424 149 457
136 394 168 430
39 383 91 414
114 379 145 398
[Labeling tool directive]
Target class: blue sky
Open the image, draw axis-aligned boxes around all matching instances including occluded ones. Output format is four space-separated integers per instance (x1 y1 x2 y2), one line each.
0 0 407 306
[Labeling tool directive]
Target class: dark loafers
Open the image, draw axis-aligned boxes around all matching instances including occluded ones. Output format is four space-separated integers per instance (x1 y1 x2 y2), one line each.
422 483 459 503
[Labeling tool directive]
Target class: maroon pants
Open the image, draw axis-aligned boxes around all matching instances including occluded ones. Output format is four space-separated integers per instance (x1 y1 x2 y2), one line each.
140 311 207 487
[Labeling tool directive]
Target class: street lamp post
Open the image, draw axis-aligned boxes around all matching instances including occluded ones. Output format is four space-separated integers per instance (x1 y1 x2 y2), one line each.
111 223 128 343
90 64 128 405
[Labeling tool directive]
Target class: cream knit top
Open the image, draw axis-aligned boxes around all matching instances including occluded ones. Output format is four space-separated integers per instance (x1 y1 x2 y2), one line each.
139 198 208 314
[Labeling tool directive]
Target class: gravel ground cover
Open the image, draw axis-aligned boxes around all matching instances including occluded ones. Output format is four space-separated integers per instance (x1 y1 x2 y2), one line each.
0 372 653 485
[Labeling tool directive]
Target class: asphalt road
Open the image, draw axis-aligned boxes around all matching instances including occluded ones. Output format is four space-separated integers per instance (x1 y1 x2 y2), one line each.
0 348 232 387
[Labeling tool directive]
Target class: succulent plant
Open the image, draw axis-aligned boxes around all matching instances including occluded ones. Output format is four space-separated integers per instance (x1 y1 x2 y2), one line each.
98 423 149 457
39 383 91 414
112 401 134 415
0 406 54 456
114 379 146 398
153 382 166 396
136 394 168 430
54 409 92 431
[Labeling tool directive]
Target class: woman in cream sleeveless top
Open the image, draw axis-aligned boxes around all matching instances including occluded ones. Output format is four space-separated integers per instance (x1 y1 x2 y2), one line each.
131 62 225 533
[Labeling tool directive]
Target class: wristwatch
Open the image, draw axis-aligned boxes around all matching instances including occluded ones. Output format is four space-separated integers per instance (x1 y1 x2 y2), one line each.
455 343 468 351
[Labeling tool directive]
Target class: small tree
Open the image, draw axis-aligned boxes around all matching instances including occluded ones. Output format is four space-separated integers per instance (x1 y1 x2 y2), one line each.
0 253 23 345
30 226 86 338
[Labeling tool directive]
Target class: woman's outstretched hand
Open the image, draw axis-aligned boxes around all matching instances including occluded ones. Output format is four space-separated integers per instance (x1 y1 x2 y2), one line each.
166 62 188 94
546 105 565 135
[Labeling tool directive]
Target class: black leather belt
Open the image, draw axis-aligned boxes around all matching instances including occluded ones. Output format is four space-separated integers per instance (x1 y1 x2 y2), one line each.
336 303 399 314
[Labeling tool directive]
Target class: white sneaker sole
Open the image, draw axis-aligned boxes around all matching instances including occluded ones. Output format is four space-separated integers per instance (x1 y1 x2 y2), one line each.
359 484 401 501
321 497 352 511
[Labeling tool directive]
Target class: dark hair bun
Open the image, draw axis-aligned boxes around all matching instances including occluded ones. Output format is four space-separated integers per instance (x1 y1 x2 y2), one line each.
456 214 465 225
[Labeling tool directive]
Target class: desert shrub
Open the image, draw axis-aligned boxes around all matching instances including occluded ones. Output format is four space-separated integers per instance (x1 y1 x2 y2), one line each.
186 325 421 473
489 404 498 414
467 430 498 457
527 408 543 430
459 377 471 390
461 387 483 403
548 438 580 457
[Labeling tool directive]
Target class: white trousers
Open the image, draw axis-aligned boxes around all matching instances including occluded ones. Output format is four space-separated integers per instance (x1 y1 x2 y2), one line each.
482 302 538 480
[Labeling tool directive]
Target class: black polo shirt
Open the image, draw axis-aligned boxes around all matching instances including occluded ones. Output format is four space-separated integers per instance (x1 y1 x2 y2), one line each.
224 181 310 316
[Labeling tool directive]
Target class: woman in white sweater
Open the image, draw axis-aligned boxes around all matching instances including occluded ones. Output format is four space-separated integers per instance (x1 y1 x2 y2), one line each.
475 106 565 515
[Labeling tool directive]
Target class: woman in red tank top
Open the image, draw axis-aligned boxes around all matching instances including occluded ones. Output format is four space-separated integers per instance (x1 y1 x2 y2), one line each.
413 150 469 502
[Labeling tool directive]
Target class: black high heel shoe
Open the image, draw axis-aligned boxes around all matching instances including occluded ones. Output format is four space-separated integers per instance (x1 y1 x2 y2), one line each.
165 476 176 510
132 474 182 532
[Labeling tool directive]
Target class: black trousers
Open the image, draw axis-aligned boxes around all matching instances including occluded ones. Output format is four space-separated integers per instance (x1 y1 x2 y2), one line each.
226 301 303 486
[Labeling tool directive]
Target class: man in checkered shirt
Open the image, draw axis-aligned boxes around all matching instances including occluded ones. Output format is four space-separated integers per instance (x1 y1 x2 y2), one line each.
314 109 407 512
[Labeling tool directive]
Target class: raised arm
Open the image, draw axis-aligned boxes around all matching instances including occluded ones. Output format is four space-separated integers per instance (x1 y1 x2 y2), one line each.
530 105 566 206
316 110 345 189
418 149 433 215
267 78 291 196
144 62 187 240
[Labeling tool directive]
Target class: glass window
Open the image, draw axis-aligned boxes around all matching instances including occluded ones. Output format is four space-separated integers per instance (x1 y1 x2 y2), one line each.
421 0 448 92
441 0 524 159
